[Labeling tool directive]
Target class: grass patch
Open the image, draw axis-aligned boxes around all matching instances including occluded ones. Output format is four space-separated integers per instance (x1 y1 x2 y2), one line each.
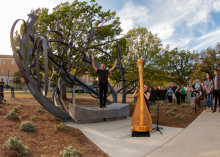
3 136 28 155
171 107 177 112
176 114 184 120
6 110 18 119
35 108 41 112
55 124 68 131
30 116 38 120
165 110 175 116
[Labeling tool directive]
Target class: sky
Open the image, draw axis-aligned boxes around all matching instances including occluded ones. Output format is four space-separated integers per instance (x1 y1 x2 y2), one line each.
1 0 220 55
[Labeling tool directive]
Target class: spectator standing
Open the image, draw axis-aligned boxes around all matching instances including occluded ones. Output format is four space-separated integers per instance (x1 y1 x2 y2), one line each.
0 78 6 101
180 84 185 102
10 80 15 98
186 85 191 102
204 72 213 112
167 86 173 104
171 83 177 105
212 69 220 113
192 81 196 97
175 85 181 105
191 85 204 106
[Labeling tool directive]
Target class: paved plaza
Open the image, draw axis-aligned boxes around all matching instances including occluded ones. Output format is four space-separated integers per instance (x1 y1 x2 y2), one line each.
66 111 220 157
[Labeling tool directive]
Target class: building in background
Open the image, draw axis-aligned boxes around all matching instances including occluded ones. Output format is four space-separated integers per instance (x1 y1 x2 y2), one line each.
0 55 19 86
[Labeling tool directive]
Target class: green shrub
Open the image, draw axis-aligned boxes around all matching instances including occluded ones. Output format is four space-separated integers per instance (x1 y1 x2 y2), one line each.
30 116 38 120
171 107 177 112
6 110 18 119
176 114 184 120
3 136 28 155
20 121 36 132
185 110 188 113
6 103 10 105
55 124 68 131
180 104 185 108
35 108 41 112
165 106 168 109
191 104 198 110
60 145 80 157
165 110 175 116
13 106 19 113
129 102 136 106
189 110 193 114
150 106 158 110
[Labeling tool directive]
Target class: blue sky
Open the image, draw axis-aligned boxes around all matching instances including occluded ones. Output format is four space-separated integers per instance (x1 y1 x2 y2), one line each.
1 0 220 55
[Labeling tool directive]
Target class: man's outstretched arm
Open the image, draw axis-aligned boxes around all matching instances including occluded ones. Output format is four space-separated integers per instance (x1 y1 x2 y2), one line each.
109 59 117 73
91 57 97 72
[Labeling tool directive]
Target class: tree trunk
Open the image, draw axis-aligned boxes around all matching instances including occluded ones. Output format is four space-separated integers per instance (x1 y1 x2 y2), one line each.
62 83 67 99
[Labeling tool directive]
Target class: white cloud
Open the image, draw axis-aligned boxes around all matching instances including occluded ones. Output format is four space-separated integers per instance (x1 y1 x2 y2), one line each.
117 1 149 34
116 0 220 51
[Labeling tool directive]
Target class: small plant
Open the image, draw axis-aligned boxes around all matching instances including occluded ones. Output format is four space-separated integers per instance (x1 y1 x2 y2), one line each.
171 107 177 112
185 110 188 113
180 104 185 108
165 106 168 109
55 123 68 131
176 114 184 120
3 136 28 155
30 116 38 120
6 110 18 119
60 145 81 157
6 103 10 105
20 121 36 132
165 110 175 116
191 104 199 110
35 108 41 112
13 106 19 113
189 110 193 114
150 106 158 110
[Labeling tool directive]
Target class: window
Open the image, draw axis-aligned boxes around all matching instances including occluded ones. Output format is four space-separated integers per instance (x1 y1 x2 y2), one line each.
90 77 93 80
12 61 14 65
82 76 84 79
10 70 13 74
117 83 120 88
1 69 4 73
10 80 12 84
3 60 5 64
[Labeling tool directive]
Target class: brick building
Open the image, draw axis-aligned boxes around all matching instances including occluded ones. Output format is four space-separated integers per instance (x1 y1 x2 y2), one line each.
0 55 19 86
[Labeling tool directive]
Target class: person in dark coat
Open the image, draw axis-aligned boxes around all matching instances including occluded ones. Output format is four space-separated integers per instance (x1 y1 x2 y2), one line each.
91 57 117 109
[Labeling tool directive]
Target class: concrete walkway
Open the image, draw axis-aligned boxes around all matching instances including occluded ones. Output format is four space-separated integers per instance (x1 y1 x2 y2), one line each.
65 111 220 157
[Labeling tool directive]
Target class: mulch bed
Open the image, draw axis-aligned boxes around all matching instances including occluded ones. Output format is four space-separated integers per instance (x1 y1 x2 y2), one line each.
129 102 204 128
0 102 109 157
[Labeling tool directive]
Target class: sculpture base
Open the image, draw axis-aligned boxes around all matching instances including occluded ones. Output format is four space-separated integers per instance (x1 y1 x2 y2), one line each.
69 103 129 124
131 131 150 137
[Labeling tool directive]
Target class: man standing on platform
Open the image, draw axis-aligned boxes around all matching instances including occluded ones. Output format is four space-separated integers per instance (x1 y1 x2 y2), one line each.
91 57 117 109
212 69 220 113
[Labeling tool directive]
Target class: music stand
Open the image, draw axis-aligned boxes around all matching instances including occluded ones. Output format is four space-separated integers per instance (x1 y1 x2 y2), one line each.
149 90 167 135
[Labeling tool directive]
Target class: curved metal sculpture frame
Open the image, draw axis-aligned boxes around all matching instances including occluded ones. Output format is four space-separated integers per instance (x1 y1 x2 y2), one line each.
10 13 137 122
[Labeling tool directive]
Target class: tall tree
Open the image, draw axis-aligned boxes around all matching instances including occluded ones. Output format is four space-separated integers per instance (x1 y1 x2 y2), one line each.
124 26 169 88
16 0 123 98
167 48 194 85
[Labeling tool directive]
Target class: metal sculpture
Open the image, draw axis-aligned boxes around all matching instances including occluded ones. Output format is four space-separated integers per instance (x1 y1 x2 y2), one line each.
10 12 137 122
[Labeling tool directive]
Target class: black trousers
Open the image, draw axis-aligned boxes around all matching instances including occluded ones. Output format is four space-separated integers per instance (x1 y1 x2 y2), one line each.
181 94 185 102
176 94 180 105
99 82 108 108
213 90 220 109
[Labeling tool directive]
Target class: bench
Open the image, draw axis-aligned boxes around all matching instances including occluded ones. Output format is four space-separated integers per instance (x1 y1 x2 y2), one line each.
190 97 206 108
